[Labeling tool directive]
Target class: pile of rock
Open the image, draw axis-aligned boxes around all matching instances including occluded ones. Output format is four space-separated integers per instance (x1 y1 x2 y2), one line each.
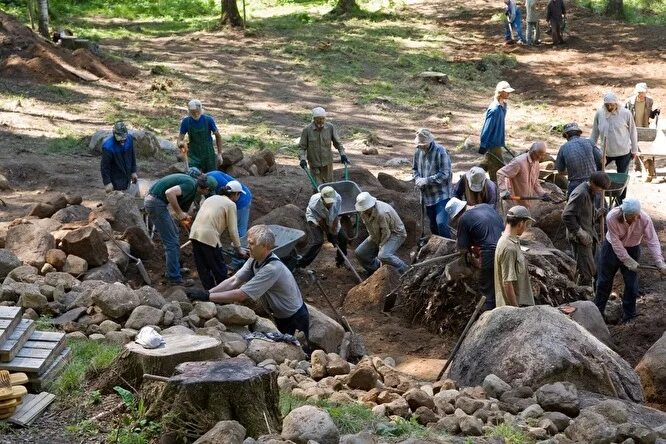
88 129 173 158
218 147 277 178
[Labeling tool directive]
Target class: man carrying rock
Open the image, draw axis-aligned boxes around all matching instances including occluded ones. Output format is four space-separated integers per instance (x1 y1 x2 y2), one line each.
101 121 138 193
497 141 558 208
453 166 498 208
555 122 602 196
202 225 310 344
594 198 666 323
561 172 611 286
590 92 638 203
412 128 453 238
479 81 514 182
177 99 223 173
354 191 407 275
297 186 348 269
299 107 348 185
189 181 248 290
494 206 536 307
446 197 504 309
145 173 217 285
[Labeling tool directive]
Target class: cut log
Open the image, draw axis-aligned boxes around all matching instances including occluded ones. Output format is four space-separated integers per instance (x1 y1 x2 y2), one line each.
147 358 280 440
93 334 225 393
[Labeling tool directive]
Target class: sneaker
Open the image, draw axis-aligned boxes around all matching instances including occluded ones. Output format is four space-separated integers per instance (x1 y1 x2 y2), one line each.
169 278 194 287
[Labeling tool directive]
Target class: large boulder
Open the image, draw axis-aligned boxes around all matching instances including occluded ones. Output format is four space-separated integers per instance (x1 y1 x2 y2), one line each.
448 305 644 402
244 339 305 364
281 406 339 444
91 192 148 234
122 226 155 259
83 261 124 283
193 420 246 444
0 249 21 279
89 129 160 158
61 226 108 267
307 304 345 354
344 265 399 312
91 282 140 319
51 205 91 223
27 193 68 218
635 331 666 405
6 222 56 268
568 300 613 348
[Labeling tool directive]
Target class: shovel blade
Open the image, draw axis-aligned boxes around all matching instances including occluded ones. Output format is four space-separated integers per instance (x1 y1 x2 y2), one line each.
135 259 151 285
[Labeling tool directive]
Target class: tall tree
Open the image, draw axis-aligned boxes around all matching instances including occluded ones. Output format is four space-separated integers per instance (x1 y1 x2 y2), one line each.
330 0 361 16
604 0 624 17
221 0 244 27
37 0 49 38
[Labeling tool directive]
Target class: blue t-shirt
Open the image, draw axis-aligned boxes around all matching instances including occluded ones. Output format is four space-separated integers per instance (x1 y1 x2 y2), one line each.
457 204 504 251
207 170 252 209
179 115 218 136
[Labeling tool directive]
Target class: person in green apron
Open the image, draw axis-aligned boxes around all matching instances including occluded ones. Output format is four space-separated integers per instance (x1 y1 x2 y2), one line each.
177 99 223 173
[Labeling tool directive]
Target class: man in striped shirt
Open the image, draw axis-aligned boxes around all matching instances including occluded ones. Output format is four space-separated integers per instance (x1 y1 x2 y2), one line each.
412 128 453 238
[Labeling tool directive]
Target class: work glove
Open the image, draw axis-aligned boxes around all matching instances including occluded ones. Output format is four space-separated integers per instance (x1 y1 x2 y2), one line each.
131 173 138 183
576 228 593 246
596 206 608 219
622 257 639 272
658 261 666 276
340 154 350 165
104 183 114 193
500 190 511 200
179 214 192 231
415 177 428 188
300 159 308 169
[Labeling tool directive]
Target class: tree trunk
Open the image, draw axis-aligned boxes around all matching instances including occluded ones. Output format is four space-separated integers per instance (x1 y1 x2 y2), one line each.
37 0 49 38
221 0 244 28
147 358 281 440
604 0 624 18
330 0 361 16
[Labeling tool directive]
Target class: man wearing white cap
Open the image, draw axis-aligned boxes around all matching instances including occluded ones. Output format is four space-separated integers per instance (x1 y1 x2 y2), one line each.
354 192 407 275
590 92 638 203
625 83 660 180
412 128 453 238
595 198 666 323
189 181 247 289
480 81 515 182
299 107 348 184
494 206 536 307
453 166 499 208
177 99 223 173
297 186 348 268
446 198 504 309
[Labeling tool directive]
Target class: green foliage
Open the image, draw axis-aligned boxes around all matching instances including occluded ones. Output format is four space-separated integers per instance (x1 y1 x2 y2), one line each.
50 339 121 396
108 387 161 444
88 390 103 405
576 0 666 23
46 134 84 155
65 419 100 437
34 315 55 331
486 423 534 444
48 0 216 20
327 403 379 434
375 417 427 438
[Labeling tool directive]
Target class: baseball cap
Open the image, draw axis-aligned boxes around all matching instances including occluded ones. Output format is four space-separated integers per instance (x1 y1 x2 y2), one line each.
466 167 487 193
506 205 535 222
197 174 217 190
226 180 246 194
495 81 515 93
320 186 336 204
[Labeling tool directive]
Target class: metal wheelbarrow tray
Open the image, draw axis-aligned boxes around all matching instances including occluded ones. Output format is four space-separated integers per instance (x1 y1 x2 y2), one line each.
318 181 362 215
240 224 306 259
605 172 629 196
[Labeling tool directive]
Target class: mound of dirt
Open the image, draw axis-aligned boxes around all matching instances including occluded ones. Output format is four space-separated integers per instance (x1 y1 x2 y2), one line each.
0 11 138 83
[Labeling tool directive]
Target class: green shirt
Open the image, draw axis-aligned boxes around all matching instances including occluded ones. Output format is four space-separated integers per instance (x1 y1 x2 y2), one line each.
149 174 198 211
298 122 346 168
494 234 535 307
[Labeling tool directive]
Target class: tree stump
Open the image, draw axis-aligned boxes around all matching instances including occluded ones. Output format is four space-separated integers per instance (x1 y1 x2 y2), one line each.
148 358 281 441
94 334 225 393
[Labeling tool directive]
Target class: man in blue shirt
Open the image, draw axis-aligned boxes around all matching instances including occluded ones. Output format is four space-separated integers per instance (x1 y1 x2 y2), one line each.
100 121 137 192
413 128 453 238
177 99 223 173
480 81 514 182
446 197 504 309
205 170 253 238
555 122 602 196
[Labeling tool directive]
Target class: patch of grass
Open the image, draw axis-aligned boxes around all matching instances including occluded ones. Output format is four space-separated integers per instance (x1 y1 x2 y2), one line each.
34 315 55 331
375 416 427 438
576 0 666 24
46 134 85 155
486 423 534 444
66 419 100 437
50 339 121 397
49 0 216 20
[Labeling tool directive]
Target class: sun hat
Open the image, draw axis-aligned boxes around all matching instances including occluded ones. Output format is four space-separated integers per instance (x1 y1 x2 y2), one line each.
495 81 515 93
355 192 377 212
635 83 648 93
466 167 487 193
414 128 434 146
562 122 583 138
445 198 467 221
620 198 641 215
320 186 337 204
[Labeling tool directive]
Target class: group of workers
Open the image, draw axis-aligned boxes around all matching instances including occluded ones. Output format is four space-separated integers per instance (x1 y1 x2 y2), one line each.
97 79 664 350
504 0 567 47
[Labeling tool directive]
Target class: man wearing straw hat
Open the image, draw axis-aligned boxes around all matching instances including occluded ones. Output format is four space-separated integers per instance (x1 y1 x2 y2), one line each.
299 107 349 184
453 166 499 208
479 81 515 182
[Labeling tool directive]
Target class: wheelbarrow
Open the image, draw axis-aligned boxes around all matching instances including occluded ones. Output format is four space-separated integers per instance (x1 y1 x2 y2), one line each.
604 172 630 209
221 225 306 272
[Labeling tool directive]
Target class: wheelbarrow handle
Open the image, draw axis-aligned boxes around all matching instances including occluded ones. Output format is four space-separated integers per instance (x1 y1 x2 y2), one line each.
301 164 319 191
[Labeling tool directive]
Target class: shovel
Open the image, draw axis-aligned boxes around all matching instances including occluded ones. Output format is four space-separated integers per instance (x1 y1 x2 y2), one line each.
335 244 363 284
503 195 566 204
97 225 151 285
416 192 428 250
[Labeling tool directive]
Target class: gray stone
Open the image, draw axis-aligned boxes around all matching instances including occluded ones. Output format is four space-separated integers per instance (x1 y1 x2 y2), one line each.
339 431 377 444
636 331 666 405
539 418 559 435
89 333 105 341
61 226 108 267
565 410 617 444
193 420 246 444
404 388 435 411
216 304 257 326
161 325 194 336
91 191 149 234
163 286 189 303
6 223 55 268
325 353 350 376
91 283 139 319
529 427 550 440
459 415 484 436
17 291 48 311
483 373 512 399
125 305 164 330
83 261 124 283
106 239 130 272
6 264 39 282
40 263 56 274
449 306 644 402
455 396 485 415
134 286 166 309
309 350 327 380
194 301 218 320
346 360 379 390
99 320 122 334
385 397 410 417
245 339 305 364
542 411 572 432
569 300 614 348
616 423 657 444
52 307 87 325
23 308 38 320
105 330 130 345
223 340 248 357
51 205 91 223
66 331 87 340
434 416 460 434
281 406 339 444
43 271 79 290
413 406 439 425
307 304 344 354
2 282 40 303
536 382 580 417
63 255 88 276
587 399 630 424
520 403 545 419
0 249 21 279
252 317 279 334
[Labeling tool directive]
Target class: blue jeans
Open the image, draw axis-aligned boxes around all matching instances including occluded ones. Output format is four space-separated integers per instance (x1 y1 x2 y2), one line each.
355 234 407 274
505 10 526 43
144 195 181 282
426 199 451 238
594 240 640 321
606 153 632 203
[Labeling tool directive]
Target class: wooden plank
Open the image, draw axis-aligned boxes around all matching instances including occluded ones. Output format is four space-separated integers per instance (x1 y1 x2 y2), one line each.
28 331 65 342
16 348 52 359
0 336 66 374
0 308 22 347
0 320 36 362
0 307 21 319
29 348 71 391
0 356 45 372
9 392 55 427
